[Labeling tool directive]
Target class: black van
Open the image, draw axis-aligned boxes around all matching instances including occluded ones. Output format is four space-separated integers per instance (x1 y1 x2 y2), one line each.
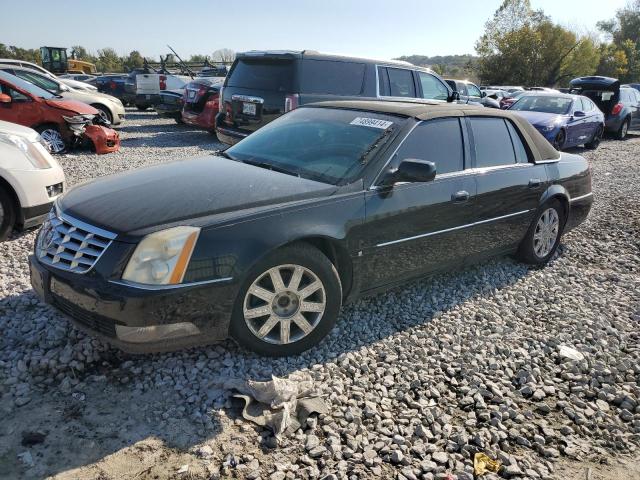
215 50 455 145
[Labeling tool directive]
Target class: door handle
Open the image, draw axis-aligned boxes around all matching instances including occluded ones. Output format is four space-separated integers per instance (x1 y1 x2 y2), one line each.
528 179 542 189
451 190 470 203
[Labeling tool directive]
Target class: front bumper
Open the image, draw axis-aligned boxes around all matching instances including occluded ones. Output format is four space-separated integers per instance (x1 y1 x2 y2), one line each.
29 254 236 353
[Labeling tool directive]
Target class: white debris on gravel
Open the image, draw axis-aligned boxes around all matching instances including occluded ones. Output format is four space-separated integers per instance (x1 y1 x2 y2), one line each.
0 110 639 479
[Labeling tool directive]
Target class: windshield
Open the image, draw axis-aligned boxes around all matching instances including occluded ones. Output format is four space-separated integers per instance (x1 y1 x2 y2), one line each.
510 95 572 114
0 70 56 99
224 107 404 185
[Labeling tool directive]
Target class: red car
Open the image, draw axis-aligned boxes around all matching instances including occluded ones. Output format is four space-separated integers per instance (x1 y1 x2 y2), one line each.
0 70 119 154
181 77 224 132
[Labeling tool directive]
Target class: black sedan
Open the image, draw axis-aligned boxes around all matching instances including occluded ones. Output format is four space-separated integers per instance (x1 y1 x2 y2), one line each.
29 101 593 356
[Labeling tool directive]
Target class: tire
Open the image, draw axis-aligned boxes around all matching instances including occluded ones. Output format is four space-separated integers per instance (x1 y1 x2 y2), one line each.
174 116 184 124
615 117 630 140
229 244 342 357
585 125 603 150
517 199 565 266
35 125 66 154
135 104 149 111
92 104 113 124
553 130 566 151
0 186 16 242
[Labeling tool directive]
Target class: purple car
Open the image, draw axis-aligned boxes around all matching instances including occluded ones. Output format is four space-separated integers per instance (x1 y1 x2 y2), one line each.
508 92 605 150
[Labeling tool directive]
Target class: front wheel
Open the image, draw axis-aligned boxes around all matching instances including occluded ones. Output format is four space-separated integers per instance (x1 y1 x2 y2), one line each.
517 200 565 265
36 125 66 154
92 104 113 124
229 244 342 357
0 187 16 242
553 130 566 151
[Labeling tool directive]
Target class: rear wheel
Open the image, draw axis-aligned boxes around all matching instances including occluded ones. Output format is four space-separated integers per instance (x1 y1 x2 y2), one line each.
135 104 149 111
553 130 566 150
615 118 630 140
0 187 16 242
585 125 603 149
36 125 66 154
229 244 342 357
517 199 565 265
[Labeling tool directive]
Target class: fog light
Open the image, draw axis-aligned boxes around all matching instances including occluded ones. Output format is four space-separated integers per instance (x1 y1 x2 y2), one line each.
115 322 200 343
46 182 64 197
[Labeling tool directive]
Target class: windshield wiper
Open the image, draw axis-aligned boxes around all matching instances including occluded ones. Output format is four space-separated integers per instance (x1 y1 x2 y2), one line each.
242 159 300 178
359 128 394 164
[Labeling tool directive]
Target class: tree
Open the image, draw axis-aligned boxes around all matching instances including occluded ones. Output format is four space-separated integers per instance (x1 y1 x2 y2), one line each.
212 48 235 64
597 1 640 81
123 50 144 71
70 46 93 61
475 0 599 86
95 48 123 72
189 54 208 63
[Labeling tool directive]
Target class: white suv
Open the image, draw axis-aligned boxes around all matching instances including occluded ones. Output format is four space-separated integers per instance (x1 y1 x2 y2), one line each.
0 120 65 241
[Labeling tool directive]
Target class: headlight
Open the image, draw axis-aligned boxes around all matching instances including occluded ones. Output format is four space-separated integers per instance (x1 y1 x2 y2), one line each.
540 125 557 132
0 133 52 169
62 114 94 124
122 226 200 285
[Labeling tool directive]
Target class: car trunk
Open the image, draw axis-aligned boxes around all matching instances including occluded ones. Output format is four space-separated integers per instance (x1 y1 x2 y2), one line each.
222 56 298 134
184 81 220 114
570 77 620 118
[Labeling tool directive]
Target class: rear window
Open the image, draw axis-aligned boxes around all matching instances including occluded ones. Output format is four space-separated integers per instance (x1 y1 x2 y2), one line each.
300 59 365 95
227 59 294 92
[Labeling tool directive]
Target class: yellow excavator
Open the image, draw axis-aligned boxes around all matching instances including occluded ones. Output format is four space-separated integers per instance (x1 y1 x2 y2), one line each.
40 46 97 74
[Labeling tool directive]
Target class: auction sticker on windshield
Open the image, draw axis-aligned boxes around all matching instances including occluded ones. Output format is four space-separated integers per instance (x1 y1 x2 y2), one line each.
350 117 394 129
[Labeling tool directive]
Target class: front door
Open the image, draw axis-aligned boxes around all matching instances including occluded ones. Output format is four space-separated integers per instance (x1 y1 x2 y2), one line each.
358 117 477 289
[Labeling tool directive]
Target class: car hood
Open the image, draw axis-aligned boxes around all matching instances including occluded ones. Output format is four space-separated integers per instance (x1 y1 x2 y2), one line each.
63 89 119 104
44 98 99 115
59 155 336 237
512 110 564 127
0 119 40 141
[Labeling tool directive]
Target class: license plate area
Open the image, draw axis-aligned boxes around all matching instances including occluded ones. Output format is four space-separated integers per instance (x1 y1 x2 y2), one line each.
242 102 257 116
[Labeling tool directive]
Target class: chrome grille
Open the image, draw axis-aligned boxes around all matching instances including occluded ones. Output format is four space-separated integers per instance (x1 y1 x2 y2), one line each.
36 210 116 274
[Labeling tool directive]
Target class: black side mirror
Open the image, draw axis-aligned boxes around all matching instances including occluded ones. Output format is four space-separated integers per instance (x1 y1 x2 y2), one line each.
448 91 460 102
383 159 437 186
573 110 585 117
481 91 487 98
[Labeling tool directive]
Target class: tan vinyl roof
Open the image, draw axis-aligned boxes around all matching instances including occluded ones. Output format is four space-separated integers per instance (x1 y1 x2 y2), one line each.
308 100 561 162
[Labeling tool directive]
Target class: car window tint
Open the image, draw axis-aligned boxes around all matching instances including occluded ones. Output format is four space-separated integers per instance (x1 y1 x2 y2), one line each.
394 118 465 175
0 83 29 101
227 59 294 92
300 60 365 95
452 81 467 95
470 117 517 167
467 83 482 97
386 68 415 97
377 67 390 96
505 121 530 163
418 72 449 100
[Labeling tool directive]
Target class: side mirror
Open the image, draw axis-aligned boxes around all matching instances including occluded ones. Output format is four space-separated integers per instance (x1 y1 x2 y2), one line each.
481 91 487 98
383 159 437 186
573 110 585 117
448 91 460 102
0 93 11 104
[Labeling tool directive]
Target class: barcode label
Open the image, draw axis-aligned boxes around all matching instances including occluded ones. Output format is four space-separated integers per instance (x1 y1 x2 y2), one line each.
350 117 394 129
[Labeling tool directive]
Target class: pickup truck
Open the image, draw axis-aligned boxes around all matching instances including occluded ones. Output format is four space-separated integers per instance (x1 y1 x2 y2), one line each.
135 73 191 110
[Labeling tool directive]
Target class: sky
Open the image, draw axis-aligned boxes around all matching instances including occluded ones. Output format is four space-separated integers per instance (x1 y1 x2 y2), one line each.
2 0 628 60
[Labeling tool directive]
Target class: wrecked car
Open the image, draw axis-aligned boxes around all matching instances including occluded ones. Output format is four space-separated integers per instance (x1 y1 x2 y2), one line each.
0 70 120 154
181 77 224 132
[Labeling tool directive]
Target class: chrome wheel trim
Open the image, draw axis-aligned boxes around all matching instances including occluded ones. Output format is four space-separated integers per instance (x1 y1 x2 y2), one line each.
243 264 326 345
533 208 560 258
96 107 111 124
621 120 628 139
40 129 66 153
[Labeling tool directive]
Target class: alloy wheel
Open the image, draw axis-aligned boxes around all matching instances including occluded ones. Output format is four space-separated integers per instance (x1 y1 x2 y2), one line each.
39 129 66 154
243 264 326 345
533 208 560 258
621 120 629 139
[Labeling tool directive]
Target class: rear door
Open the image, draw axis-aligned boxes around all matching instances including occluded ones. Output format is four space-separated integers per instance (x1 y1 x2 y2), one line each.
360 117 477 289
466 116 548 257
298 59 366 103
625 89 640 129
221 56 297 135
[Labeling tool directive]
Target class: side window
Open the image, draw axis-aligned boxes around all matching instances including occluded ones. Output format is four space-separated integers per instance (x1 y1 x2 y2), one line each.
469 117 517 168
505 120 530 163
574 97 584 112
467 83 482 97
456 82 468 96
377 67 390 96
394 118 465 175
386 68 415 97
0 83 30 102
417 72 449 100
300 60 365 95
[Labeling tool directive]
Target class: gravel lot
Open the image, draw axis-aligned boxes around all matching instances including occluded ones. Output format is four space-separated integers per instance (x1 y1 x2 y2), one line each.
0 109 639 480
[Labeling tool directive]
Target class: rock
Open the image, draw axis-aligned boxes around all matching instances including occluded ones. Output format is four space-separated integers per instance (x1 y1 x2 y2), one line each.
391 450 404 464
305 434 321 451
431 451 448 464
196 445 213 458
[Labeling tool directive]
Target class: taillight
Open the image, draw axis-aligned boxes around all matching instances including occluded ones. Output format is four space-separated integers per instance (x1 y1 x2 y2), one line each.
211 92 220 109
284 93 299 112
611 102 623 116
159 75 167 90
109 81 116 90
